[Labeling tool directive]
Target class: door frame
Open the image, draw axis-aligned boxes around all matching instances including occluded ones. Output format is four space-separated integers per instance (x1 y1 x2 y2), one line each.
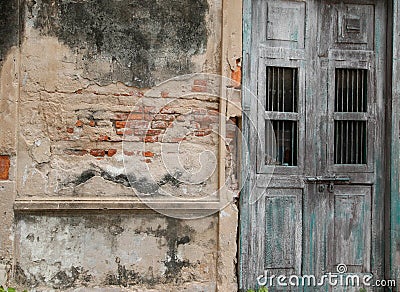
239 0 400 288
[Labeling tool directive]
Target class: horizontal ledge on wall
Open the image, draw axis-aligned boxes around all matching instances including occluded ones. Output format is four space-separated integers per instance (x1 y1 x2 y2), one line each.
14 197 222 213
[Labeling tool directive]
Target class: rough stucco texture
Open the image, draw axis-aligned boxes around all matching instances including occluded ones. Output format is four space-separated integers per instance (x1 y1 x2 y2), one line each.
15 213 218 291
9 0 227 290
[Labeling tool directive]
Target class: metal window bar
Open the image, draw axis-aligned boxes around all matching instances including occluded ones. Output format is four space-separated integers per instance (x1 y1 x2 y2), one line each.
335 68 367 113
334 120 367 164
265 120 298 166
266 67 298 113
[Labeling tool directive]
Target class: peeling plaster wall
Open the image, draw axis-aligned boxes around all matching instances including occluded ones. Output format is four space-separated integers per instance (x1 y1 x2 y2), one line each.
17 0 222 200
15 213 217 291
0 0 243 290
0 0 20 278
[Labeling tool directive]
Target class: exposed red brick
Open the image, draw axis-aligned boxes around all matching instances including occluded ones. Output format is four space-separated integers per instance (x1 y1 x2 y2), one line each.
143 136 158 143
176 115 185 122
191 85 207 93
231 59 242 87
171 137 186 143
194 129 212 137
114 112 130 120
145 129 162 136
115 121 127 129
90 149 105 157
192 80 208 93
98 135 110 141
123 150 135 156
128 113 149 120
107 149 117 157
89 120 96 127
75 89 83 94
194 79 208 86
208 109 219 116
193 108 207 115
160 107 176 114
64 149 88 156
0 156 10 180
161 91 169 98
145 159 152 163
154 114 175 121
67 127 74 134
151 121 169 129
143 151 154 157
75 120 84 127
116 129 134 136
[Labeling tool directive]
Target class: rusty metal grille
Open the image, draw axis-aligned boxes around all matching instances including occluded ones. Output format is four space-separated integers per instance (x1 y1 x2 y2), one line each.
334 121 367 164
266 67 298 112
265 120 298 166
335 68 367 112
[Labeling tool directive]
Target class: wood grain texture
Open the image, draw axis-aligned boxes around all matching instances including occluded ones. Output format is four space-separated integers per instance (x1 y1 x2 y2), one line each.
240 0 388 290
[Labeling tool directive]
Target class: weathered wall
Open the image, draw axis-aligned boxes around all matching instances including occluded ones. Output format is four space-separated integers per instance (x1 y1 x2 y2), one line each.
0 0 20 282
0 0 243 290
15 213 218 291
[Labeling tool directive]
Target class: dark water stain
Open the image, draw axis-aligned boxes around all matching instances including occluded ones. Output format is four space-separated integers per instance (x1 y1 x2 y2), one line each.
163 218 195 282
32 0 209 88
67 166 186 195
106 218 195 286
15 263 92 289
0 0 20 67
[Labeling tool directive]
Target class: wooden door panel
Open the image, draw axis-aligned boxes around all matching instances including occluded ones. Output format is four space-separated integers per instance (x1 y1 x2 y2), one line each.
265 189 302 272
240 0 386 290
329 185 371 273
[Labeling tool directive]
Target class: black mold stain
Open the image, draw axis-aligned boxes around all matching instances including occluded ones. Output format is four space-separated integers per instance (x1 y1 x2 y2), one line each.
32 0 209 87
14 263 44 288
49 267 79 289
106 218 195 286
158 173 183 188
74 169 96 185
16 264 92 289
67 166 186 195
0 0 20 67
134 224 167 238
105 257 150 287
163 218 194 282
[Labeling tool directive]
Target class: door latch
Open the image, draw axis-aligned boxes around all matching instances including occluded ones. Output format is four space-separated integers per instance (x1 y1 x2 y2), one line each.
304 176 351 183
305 176 350 193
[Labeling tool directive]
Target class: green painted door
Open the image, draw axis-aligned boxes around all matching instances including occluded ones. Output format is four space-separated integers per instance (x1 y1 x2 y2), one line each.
239 0 387 291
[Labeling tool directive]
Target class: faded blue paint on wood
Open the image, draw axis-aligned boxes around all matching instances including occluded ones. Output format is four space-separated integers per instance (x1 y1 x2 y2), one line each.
391 0 400 283
265 196 296 268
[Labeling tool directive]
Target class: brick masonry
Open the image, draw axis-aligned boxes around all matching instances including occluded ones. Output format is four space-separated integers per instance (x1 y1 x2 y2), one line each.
0 156 10 180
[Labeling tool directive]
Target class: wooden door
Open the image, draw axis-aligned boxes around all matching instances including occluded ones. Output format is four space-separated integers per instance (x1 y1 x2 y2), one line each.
239 0 387 290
